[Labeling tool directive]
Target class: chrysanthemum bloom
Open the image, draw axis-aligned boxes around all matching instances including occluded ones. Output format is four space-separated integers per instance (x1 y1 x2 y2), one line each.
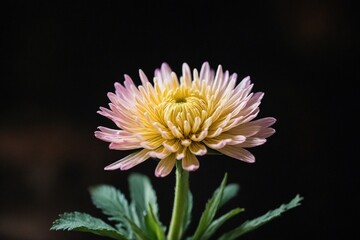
95 62 276 177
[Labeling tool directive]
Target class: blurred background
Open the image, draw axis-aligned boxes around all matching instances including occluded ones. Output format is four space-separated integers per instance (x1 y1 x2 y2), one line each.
0 0 358 239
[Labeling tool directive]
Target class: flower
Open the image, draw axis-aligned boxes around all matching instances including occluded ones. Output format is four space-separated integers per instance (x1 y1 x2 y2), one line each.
95 62 276 177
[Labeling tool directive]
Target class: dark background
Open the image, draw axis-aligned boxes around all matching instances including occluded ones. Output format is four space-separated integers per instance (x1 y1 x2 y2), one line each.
0 0 358 239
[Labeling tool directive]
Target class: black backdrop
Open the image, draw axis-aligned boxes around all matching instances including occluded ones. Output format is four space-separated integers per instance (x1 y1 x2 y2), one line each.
0 1 358 239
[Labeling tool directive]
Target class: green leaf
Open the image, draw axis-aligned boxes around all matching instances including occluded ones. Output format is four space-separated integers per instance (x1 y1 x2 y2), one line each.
218 194 304 240
128 173 159 227
50 212 127 240
89 184 130 219
192 173 228 240
144 204 166 240
129 203 141 228
219 183 239 209
89 185 131 235
182 191 193 234
89 184 155 240
202 208 244 240
123 215 152 240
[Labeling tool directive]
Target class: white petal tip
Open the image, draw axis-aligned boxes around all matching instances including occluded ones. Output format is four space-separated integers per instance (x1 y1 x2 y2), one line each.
196 149 207 156
244 158 255 163
184 165 199 171
269 117 277 124
104 165 118 170
155 172 168 178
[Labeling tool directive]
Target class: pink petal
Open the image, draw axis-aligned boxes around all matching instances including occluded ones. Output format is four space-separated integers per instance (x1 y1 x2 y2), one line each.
212 65 223 90
109 140 142 150
251 117 277 128
123 74 136 90
221 72 237 97
217 145 255 163
182 63 192 87
104 149 150 171
97 126 132 135
94 127 136 144
235 108 260 126
139 69 150 85
255 128 276 138
238 137 267 148
155 63 172 88
222 108 260 132
228 125 261 137
227 135 247 145
204 138 231 149
114 82 132 100
200 61 211 84
248 91 264 105
238 76 251 89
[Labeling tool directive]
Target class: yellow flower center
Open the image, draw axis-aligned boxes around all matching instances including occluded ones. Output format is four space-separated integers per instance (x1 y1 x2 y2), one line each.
174 96 186 103
161 88 207 134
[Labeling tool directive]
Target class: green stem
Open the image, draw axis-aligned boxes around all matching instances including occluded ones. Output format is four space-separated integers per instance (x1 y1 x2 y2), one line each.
167 161 189 240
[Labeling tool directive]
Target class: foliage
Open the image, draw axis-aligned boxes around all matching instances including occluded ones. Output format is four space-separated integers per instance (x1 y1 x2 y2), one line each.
51 173 302 239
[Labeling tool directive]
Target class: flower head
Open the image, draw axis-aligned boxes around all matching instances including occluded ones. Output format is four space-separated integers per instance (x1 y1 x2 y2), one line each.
95 62 276 177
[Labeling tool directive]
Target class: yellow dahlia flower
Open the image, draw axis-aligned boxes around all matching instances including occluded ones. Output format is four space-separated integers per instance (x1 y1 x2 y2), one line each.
95 62 276 177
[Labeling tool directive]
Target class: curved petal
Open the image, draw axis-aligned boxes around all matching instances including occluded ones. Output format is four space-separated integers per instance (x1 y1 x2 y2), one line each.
155 154 177 177
204 137 232 149
140 135 164 149
255 128 276 138
182 63 192 87
182 150 200 171
95 127 134 142
217 145 255 163
139 69 150 85
95 128 142 150
238 137 267 148
251 117 277 128
189 142 207 156
228 125 261 137
104 149 150 170
109 141 142 150
155 62 172 89
149 146 172 159
200 61 211 84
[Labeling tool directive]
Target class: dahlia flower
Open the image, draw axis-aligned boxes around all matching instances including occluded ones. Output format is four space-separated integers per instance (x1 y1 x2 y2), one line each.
95 62 276 177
